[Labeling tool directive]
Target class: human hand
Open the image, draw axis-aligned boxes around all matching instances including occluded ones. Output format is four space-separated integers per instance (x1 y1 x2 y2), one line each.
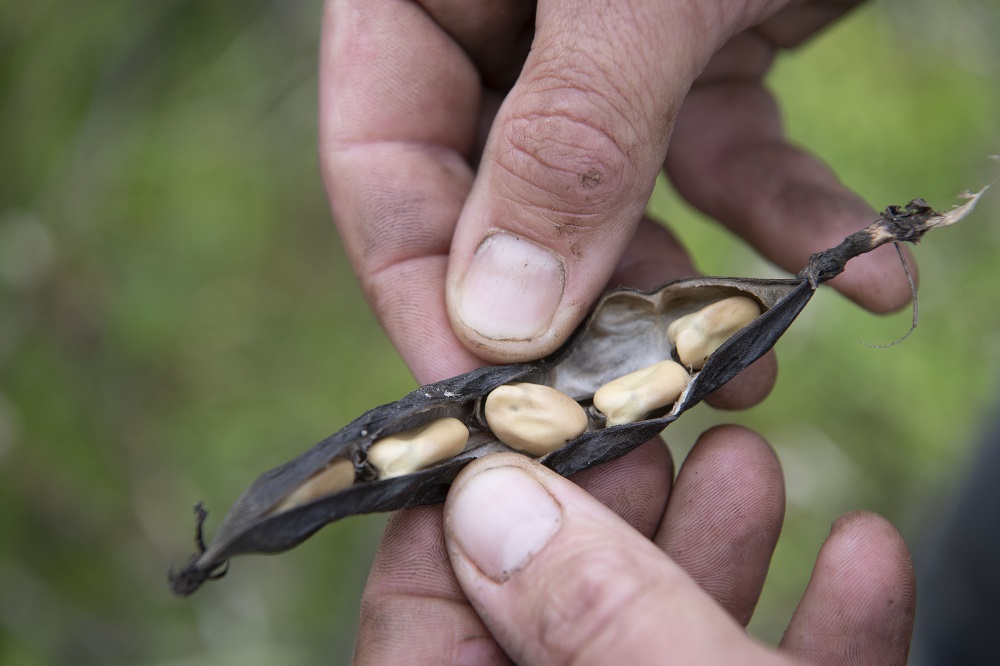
319 0 915 387
323 5 917 660
353 426 915 664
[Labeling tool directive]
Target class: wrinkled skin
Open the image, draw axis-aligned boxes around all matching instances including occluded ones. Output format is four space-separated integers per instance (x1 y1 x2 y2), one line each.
320 0 917 662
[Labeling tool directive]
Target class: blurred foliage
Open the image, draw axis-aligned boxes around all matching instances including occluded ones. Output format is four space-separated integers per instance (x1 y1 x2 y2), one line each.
0 0 997 663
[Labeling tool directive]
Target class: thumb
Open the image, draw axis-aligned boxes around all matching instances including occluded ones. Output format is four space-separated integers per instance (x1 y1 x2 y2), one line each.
443 453 784 666
444 0 796 362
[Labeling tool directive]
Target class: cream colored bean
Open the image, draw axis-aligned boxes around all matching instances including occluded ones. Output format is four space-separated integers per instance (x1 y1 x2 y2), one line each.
272 458 355 514
367 417 469 479
667 296 761 369
593 360 690 426
485 383 588 456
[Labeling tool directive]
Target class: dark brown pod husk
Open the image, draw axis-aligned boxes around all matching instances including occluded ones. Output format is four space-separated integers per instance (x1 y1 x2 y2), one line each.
169 191 986 596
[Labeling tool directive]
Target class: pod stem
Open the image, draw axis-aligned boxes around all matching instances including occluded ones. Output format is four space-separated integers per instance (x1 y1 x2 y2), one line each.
168 502 228 597
799 188 988 287
194 501 209 553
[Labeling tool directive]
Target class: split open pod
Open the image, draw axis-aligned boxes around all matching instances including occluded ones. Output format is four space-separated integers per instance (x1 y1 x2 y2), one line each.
170 192 986 596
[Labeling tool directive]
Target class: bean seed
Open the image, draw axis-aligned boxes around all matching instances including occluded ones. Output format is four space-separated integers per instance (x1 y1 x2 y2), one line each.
668 296 761 369
367 417 470 479
593 360 690 426
484 383 588 456
272 458 355 514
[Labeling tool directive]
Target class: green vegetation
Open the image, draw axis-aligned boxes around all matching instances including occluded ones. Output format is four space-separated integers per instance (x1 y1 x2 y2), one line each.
1 1 997 663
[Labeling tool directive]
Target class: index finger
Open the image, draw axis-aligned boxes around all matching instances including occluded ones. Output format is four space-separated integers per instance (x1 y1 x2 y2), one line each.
319 0 491 383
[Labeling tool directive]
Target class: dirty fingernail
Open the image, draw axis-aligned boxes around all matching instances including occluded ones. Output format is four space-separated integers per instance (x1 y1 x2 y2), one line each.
457 233 565 341
449 465 562 582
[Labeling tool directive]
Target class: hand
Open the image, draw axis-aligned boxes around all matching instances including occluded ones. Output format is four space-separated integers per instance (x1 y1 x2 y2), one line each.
319 0 914 386
322 2 917 661
354 426 915 664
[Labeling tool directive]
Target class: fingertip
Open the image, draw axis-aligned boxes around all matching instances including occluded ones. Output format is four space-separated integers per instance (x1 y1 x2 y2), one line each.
782 511 915 665
660 424 785 624
356 506 501 664
705 350 777 411
361 507 465 613
444 453 755 665
446 231 576 363
448 215 700 363
569 437 674 538
822 510 915 593
697 423 780 465
446 454 565 583
667 85 921 318
828 243 919 315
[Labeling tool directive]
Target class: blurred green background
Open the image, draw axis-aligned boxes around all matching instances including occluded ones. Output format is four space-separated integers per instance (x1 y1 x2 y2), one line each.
1 1 998 663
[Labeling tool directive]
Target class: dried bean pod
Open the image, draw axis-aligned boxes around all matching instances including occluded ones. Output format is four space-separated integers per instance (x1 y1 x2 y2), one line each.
169 192 985 596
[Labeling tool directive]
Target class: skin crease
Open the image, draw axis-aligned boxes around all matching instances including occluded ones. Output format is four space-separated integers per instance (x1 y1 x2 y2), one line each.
320 0 917 663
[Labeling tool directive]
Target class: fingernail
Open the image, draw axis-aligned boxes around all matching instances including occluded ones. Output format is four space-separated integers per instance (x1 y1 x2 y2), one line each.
449 465 562 582
457 233 565 341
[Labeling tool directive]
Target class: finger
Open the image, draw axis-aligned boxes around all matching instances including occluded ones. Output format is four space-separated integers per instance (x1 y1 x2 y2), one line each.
655 425 785 625
707 351 777 410
444 453 789 665
606 217 698 290
610 218 777 410
754 0 865 48
667 37 915 314
356 435 674 661
354 506 509 665
416 0 535 90
780 511 916 666
320 0 487 383
445 0 799 364
569 437 673 538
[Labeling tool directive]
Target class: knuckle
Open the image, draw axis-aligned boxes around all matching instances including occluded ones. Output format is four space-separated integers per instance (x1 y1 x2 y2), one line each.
496 99 638 228
532 548 661 663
